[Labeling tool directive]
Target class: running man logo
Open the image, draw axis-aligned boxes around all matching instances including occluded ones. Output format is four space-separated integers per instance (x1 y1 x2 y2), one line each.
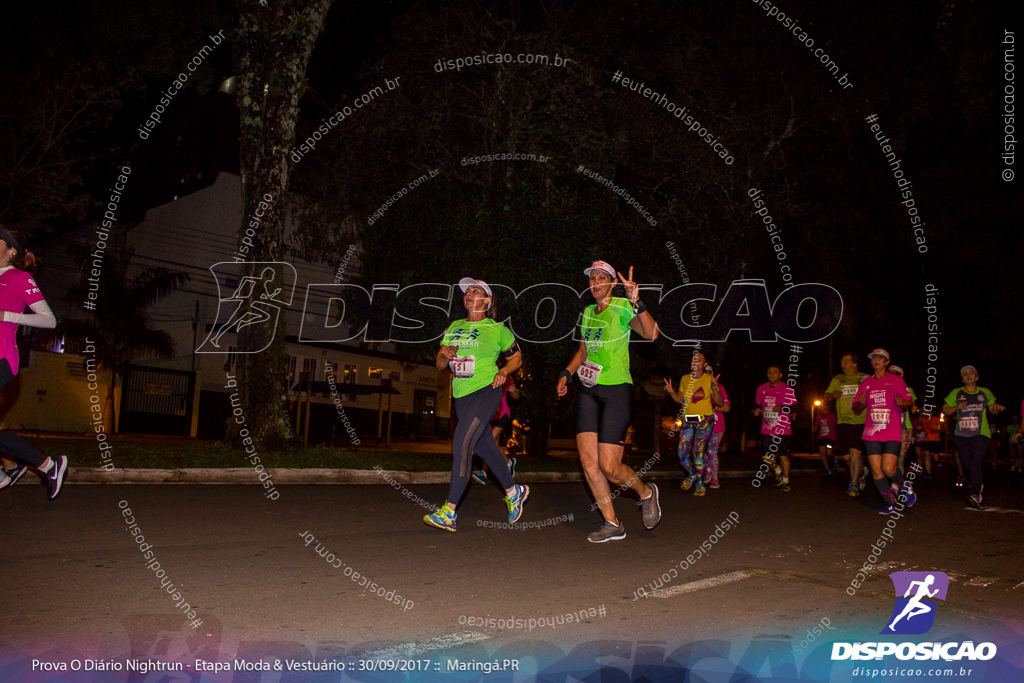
881 571 949 635
196 262 297 354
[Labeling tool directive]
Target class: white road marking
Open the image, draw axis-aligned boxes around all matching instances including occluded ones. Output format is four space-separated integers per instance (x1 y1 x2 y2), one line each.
964 506 1024 514
356 631 490 659
651 570 752 599
965 576 999 587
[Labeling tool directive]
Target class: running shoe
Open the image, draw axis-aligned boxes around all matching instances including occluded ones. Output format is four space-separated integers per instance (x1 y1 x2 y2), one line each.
508 457 517 478
2 464 28 487
680 475 697 491
587 521 626 543
703 469 712 484
822 468 833 476
638 483 661 529
856 473 867 491
709 479 720 489
846 483 860 497
423 504 457 532
774 471 785 487
470 470 487 485
777 480 791 492
45 456 68 500
969 485 984 508
900 482 917 508
0 473 9 491
505 484 530 523
878 503 895 515
955 476 965 488
694 483 706 497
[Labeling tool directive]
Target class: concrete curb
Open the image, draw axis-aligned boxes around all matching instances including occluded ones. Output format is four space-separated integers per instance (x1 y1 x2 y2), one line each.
65 467 825 484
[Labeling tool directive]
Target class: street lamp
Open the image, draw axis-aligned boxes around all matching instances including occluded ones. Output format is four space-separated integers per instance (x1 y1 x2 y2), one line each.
811 399 821 452
939 412 946 456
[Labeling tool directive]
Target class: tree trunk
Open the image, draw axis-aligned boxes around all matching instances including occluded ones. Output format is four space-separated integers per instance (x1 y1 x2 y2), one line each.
233 1 334 449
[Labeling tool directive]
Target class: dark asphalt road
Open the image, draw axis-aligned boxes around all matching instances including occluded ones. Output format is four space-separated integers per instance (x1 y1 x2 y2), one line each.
2 468 1022 677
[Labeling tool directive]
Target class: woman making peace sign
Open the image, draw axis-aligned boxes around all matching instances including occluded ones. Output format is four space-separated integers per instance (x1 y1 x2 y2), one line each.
556 261 659 542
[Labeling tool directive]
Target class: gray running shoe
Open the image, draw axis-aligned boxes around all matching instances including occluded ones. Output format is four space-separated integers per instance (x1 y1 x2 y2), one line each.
587 521 626 543
2 464 28 487
638 482 661 529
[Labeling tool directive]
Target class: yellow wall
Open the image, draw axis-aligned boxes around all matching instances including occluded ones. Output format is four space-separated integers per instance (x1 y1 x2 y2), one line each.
0 351 114 433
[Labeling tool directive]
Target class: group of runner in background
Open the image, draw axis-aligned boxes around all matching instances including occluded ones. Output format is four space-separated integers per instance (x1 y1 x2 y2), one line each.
671 348 1010 514
822 351 1007 511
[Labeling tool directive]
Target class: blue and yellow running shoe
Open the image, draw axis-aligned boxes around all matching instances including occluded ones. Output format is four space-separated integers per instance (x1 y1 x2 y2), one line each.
424 503 457 532
504 484 530 523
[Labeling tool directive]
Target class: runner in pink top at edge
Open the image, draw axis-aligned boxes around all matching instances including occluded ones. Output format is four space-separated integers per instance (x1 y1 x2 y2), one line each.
0 227 68 499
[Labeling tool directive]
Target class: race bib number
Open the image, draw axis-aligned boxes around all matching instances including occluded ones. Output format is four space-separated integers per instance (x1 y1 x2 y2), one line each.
764 410 780 422
870 408 890 426
449 356 476 378
820 426 831 437
841 384 858 398
959 416 980 431
578 361 603 388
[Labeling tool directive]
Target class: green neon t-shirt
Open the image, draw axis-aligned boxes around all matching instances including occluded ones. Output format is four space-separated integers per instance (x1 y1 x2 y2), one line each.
442 318 516 398
943 386 996 438
578 297 636 386
826 372 867 424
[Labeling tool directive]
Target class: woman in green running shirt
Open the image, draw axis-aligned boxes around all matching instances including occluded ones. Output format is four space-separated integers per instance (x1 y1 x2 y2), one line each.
556 260 660 543
424 278 529 532
942 365 1005 508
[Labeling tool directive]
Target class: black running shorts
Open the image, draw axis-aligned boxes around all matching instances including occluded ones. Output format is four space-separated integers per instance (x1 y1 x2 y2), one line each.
863 439 902 456
576 383 632 446
836 423 865 455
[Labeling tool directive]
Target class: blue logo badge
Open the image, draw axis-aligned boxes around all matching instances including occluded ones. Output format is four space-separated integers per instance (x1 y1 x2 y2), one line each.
881 571 949 635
